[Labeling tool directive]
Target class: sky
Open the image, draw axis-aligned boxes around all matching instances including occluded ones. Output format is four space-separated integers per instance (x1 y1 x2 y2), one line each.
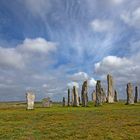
0 0 140 101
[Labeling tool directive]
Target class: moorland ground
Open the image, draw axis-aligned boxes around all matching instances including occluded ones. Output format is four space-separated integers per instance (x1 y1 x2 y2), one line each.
0 102 140 140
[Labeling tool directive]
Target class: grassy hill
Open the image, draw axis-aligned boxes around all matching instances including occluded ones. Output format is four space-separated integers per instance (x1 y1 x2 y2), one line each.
0 102 140 140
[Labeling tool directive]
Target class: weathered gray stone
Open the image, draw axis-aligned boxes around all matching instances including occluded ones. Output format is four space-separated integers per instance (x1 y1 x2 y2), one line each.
92 90 96 102
72 86 79 107
62 97 66 107
95 80 102 106
126 83 134 104
81 81 88 107
101 88 107 103
26 91 35 110
42 97 52 107
68 88 70 106
107 74 114 103
114 90 118 102
134 86 138 103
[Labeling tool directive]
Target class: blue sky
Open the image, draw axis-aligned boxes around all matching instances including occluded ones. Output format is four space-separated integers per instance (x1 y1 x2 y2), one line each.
0 0 140 101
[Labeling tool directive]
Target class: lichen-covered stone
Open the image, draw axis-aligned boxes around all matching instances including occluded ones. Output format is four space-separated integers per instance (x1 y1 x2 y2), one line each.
73 86 79 107
107 74 114 103
26 91 35 110
95 80 102 106
101 88 106 103
81 81 88 107
126 83 134 104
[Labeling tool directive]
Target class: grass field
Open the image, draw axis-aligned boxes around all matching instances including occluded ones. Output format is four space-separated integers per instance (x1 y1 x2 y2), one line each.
0 102 140 140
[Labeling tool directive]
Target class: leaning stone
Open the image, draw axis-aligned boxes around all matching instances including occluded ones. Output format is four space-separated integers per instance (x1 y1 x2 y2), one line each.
26 91 35 110
73 86 79 107
126 83 134 105
95 80 102 106
42 97 52 107
107 74 114 103
134 86 138 103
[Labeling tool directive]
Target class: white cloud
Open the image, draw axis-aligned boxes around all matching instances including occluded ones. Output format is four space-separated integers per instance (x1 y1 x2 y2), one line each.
42 84 47 88
121 7 140 28
18 38 56 54
90 19 114 32
88 78 96 87
67 82 79 89
70 72 89 81
0 38 57 70
94 55 140 85
0 47 25 69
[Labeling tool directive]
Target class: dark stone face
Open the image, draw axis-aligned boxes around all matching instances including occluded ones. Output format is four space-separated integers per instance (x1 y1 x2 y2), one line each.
81 81 88 107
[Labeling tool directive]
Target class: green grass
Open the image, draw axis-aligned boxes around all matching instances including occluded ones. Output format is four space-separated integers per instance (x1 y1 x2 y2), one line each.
0 102 140 140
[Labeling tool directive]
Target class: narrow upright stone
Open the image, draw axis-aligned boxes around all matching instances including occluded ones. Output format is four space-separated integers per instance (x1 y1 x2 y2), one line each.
81 81 88 107
78 96 81 105
107 74 114 103
73 86 79 107
101 88 106 103
92 90 96 102
62 97 66 107
95 80 102 106
68 88 70 106
114 90 118 102
134 86 138 103
26 91 35 110
126 83 134 104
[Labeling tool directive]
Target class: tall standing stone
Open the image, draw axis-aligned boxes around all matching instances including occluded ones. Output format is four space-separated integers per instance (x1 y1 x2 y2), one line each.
134 86 138 103
95 80 102 106
114 90 118 102
73 86 79 107
78 96 81 105
68 88 70 106
107 74 114 103
126 83 134 104
62 97 66 107
92 90 96 102
26 91 35 110
101 88 106 103
81 81 88 107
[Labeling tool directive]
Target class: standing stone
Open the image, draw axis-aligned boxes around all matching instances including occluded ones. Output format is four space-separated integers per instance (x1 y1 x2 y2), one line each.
42 97 52 107
95 80 102 106
78 96 81 105
114 90 118 102
26 91 35 110
92 90 96 102
68 88 70 106
134 86 138 103
73 86 79 107
62 97 66 107
101 88 107 103
126 83 134 104
107 74 114 103
81 81 88 107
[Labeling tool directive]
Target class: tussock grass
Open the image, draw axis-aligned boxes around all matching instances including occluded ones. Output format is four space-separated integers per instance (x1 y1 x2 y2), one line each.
0 102 140 140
